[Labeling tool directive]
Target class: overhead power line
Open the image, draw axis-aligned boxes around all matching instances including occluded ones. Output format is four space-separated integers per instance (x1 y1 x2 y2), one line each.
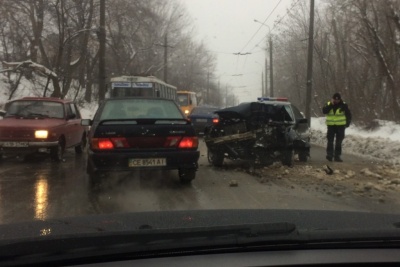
250 0 301 52
239 0 284 54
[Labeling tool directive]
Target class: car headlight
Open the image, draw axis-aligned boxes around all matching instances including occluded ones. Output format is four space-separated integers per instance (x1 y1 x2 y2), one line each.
35 130 48 139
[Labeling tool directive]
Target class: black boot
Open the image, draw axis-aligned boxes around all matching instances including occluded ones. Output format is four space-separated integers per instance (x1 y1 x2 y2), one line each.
334 155 343 162
326 155 333 162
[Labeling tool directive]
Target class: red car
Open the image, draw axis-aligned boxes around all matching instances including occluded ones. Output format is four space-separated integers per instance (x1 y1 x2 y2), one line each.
0 97 88 161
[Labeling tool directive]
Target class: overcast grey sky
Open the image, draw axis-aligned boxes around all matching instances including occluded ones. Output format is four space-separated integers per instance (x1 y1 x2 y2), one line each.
180 0 296 103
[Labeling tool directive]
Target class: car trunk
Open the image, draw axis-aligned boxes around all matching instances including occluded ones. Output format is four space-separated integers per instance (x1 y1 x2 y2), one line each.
92 119 196 151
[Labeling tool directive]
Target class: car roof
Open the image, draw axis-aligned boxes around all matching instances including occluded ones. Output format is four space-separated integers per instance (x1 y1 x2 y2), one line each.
257 100 292 106
104 97 174 102
12 97 72 104
193 106 219 109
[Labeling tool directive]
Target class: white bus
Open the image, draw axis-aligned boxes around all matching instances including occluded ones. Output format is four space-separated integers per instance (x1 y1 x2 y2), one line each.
108 76 177 100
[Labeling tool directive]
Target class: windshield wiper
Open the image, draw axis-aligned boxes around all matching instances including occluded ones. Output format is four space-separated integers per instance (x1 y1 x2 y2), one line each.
26 113 49 118
0 222 297 259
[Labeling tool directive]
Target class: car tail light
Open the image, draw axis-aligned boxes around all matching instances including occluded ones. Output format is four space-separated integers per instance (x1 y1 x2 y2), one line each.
164 136 182 147
92 137 129 150
97 139 114 149
212 118 219 124
178 137 198 149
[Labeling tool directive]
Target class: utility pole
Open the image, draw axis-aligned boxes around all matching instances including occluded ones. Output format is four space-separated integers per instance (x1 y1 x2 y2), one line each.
206 71 210 104
254 19 273 97
98 0 106 102
305 0 315 127
225 84 228 108
265 57 268 96
261 71 264 97
164 34 168 83
269 36 273 97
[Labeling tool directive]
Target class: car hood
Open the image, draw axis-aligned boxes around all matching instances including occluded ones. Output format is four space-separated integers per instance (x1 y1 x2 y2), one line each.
0 117 65 129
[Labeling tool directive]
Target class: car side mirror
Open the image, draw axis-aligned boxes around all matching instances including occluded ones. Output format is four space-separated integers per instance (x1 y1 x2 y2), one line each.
296 118 309 131
81 119 92 126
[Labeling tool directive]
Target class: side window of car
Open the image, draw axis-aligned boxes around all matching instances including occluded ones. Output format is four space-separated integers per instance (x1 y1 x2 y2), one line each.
70 104 81 119
283 105 295 122
291 104 304 120
66 104 73 119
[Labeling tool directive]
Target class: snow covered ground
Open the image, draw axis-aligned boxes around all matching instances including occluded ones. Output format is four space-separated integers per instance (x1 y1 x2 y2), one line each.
311 117 400 165
1 73 400 166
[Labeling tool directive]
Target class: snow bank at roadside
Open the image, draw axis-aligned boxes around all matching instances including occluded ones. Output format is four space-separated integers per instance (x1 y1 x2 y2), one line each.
311 117 400 165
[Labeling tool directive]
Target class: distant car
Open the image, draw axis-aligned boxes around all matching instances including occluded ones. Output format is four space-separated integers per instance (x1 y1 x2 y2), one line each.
0 97 88 161
82 97 200 184
187 106 219 135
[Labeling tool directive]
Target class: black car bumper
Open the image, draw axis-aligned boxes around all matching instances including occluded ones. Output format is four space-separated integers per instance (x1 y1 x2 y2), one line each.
87 149 200 174
192 124 209 135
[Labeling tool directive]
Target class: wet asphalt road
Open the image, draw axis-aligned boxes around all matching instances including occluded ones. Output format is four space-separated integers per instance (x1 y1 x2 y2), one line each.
0 140 397 225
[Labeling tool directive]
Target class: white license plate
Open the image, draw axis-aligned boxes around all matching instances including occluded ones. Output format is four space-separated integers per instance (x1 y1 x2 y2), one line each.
129 158 166 167
196 119 207 122
2 142 29 148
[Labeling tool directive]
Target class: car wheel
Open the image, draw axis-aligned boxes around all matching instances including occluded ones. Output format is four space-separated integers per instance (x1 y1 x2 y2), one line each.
298 151 308 162
51 139 65 162
282 148 294 167
75 134 87 154
207 148 224 167
179 169 196 184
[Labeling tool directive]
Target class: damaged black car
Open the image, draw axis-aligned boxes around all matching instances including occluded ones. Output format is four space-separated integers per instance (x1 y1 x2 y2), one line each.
204 98 310 170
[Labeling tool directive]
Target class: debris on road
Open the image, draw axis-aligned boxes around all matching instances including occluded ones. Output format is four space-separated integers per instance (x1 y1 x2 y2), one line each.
229 180 238 187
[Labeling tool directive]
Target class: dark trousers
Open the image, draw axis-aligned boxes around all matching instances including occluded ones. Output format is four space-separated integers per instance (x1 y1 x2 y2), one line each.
326 125 345 157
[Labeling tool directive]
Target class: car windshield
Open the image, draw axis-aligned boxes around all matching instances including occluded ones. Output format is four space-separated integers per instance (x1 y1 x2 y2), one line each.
177 94 189 106
6 100 64 119
1 0 400 264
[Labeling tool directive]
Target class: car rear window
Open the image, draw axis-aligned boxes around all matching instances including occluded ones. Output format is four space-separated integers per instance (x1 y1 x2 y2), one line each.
99 99 184 120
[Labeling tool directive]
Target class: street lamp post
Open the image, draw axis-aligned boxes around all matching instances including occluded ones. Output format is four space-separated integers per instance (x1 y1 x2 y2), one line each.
254 19 273 97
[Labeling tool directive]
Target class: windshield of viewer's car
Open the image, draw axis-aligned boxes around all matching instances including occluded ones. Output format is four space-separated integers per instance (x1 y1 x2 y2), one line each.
1 0 400 261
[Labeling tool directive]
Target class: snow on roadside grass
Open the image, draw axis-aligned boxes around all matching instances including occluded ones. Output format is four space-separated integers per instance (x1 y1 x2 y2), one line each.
311 117 400 166
79 102 98 120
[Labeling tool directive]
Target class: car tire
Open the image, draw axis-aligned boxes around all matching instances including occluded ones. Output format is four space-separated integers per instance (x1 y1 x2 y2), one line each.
51 139 65 162
298 151 308 162
75 134 87 154
179 169 196 184
282 148 294 167
207 149 224 167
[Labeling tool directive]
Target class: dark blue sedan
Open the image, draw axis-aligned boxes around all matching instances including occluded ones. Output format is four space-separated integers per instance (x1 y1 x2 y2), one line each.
188 106 219 135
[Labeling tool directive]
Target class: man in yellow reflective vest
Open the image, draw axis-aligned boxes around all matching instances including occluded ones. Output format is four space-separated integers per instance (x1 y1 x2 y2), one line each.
322 93 352 162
